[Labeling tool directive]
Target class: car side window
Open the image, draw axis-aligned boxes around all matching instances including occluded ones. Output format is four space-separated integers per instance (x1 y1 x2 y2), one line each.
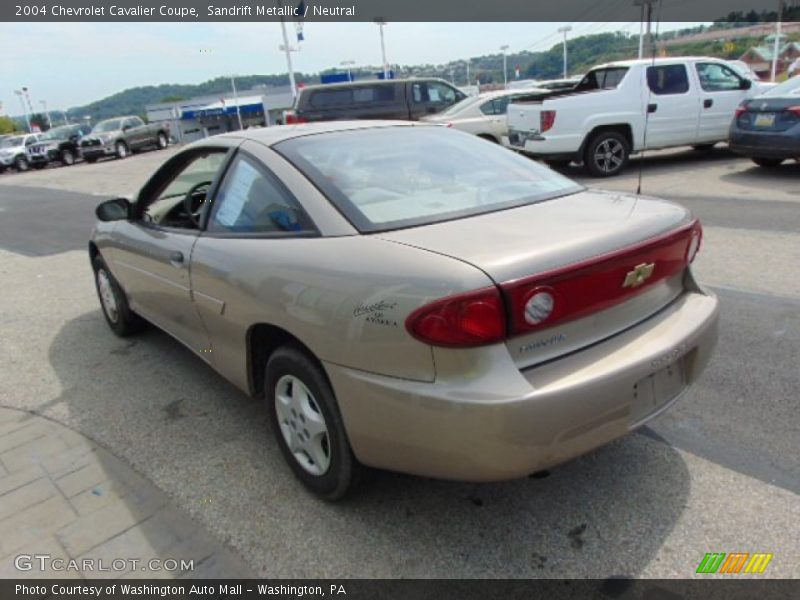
207 153 314 234
479 100 496 115
428 82 457 105
492 96 511 114
647 65 690 95
139 150 228 229
695 63 744 92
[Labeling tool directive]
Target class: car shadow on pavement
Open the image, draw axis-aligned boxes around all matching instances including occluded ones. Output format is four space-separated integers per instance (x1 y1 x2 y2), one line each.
49 310 691 578
719 160 800 192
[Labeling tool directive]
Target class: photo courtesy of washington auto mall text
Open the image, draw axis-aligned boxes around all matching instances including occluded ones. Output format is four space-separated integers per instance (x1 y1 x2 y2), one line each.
0 0 798 598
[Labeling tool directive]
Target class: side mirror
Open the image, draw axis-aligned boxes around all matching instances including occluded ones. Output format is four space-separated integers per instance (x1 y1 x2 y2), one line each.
122 125 131 131
96 197 131 222
741 79 752 90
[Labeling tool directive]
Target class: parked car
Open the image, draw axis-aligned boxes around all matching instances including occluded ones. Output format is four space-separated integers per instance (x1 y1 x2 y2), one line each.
26 123 92 169
504 57 770 176
422 88 552 143
0 133 43 172
285 78 467 123
80 116 169 163
729 74 800 168
90 122 718 500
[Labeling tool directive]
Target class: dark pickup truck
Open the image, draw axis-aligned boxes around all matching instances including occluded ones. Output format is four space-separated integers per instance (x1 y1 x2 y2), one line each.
286 78 467 123
26 123 92 168
80 116 169 162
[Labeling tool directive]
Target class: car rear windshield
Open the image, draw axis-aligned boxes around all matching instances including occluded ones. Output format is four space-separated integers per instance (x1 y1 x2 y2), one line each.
762 76 800 98
274 126 583 233
575 67 629 91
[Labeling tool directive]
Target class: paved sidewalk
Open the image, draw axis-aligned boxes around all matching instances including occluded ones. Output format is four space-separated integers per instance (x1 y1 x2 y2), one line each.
0 407 253 579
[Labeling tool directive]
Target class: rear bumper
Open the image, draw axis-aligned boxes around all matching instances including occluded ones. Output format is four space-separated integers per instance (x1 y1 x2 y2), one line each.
502 133 583 158
729 128 800 159
326 287 719 481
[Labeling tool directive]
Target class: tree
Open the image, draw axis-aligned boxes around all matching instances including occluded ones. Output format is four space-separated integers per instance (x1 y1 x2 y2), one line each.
0 116 19 134
160 95 187 103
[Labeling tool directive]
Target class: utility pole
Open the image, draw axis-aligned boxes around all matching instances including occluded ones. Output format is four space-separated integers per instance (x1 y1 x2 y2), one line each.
465 60 470 86
341 60 355 81
14 90 31 132
278 4 298 101
634 0 655 59
230 75 243 130
771 0 783 82
557 26 572 78
500 45 509 89
375 20 389 79
39 100 52 129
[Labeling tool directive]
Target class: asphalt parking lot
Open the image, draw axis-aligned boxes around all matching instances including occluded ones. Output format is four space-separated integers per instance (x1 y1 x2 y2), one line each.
0 145 798 578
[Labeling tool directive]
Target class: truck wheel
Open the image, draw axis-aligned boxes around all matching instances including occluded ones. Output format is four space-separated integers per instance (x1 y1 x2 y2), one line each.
583 131 630 177
115 142 128 159
61 149 75 166
14 156 29 172
156 133 168 149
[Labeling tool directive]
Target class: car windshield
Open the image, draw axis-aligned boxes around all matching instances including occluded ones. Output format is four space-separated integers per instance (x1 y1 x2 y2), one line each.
275 126 583 233
93 119 123 133
762 75 800 97
42 126 72 140
0 136 23 148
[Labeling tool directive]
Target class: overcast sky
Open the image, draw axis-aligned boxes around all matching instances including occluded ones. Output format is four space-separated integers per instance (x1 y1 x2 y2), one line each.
0 21 705 114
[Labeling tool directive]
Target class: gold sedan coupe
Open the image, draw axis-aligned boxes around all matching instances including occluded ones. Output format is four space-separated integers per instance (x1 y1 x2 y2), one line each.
90 122 718 499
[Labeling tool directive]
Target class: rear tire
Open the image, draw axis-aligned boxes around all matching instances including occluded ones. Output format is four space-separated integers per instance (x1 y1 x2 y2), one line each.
752 157 783 168
157 133 168 149
583 131 630 177
266 345 359 501
92 255 145 337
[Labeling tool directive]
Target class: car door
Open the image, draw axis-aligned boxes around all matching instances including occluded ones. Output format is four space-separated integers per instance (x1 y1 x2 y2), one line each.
124 117 146 149
189 141 320 388
643 64 699 149
110 146 231 355
693 61 752 143
408 81 466 119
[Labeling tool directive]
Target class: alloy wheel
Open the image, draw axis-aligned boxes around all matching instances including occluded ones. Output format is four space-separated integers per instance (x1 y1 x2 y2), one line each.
274 374 331 476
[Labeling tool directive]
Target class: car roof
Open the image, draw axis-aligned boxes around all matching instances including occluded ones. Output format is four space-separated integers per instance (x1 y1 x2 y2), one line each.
298 77 452 93
592 56 723 69
206 120 422 148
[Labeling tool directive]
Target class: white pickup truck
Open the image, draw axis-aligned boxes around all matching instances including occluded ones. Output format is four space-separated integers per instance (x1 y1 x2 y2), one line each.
503 57 771 176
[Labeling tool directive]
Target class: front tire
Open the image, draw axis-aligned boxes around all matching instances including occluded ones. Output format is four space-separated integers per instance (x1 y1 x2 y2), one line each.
157 133 168 149
752 157 783 168
583 131 630 177
92 255 145 337
14 156 29 172
115 141 129 159
61 149 75 166
266 346 359 501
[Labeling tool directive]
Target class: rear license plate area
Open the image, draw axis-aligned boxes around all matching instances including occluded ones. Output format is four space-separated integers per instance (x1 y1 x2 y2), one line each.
630 358 686 424
754 113 776 128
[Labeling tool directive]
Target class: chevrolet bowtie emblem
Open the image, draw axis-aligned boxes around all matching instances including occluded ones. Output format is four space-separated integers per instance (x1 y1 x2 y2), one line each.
623 262 655 288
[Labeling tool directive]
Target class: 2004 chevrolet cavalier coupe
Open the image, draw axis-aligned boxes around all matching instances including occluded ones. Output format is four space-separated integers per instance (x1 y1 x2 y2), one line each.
90 122 719 499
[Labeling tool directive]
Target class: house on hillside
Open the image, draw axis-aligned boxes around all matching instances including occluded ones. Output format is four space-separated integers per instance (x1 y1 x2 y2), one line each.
739 35 800 79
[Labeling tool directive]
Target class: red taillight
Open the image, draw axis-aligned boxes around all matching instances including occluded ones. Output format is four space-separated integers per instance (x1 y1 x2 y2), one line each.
735 103 748 118
406 287 506 347
787 106 800 117
285 113 307 124
540 110 556 133
501 221 700 336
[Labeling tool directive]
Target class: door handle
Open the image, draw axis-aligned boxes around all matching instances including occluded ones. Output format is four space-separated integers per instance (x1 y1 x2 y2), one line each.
169 251 184 266
647 103 658 113
704 98 713 108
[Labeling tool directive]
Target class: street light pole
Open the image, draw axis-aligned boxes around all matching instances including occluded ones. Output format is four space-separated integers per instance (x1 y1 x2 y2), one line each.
500 45 509 89
771 0 783 82
278 4 298 101
230 75 243 130
14 90 31 132
340 60 355 81
557 26 572 78
40 100 52 129
375 20 389 79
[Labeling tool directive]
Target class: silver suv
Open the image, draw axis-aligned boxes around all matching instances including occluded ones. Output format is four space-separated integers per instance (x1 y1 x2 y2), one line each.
0 133 43 172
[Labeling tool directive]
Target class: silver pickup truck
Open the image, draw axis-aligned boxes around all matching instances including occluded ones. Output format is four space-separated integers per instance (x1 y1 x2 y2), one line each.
79 116 169 163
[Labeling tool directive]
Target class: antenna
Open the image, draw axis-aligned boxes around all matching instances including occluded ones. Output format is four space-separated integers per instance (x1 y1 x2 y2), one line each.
636 0 662 196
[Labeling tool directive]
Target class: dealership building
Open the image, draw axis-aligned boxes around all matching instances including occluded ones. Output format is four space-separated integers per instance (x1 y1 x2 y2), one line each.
145 85 295 143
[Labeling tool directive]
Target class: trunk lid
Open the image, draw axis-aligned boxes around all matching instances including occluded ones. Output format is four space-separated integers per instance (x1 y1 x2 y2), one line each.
380 189 697 368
